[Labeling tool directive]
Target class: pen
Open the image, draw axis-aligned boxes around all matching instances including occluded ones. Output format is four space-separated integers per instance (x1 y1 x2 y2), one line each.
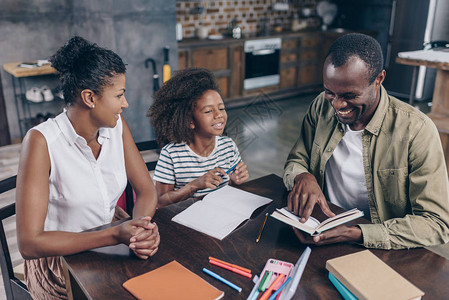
226 161 240 174
268 277 291 300
258 271 270 291
259 271 273 291
256 212 269 243
208 257 252 274
209 259 252 278
259 274 285 300
203 268 242 292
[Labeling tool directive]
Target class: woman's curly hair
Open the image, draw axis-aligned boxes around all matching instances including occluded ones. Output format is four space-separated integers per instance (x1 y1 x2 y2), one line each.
148 68 220 146
49 36 126 105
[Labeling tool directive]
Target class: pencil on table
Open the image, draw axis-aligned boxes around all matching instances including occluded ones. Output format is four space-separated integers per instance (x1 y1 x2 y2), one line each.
208 257 251 274
256 213 269 243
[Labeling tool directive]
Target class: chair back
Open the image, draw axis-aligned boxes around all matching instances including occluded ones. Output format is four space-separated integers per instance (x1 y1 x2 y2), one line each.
125 140 160 215
0 175 32 300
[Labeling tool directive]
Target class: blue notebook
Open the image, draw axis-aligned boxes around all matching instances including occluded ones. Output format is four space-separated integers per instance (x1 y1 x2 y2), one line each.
328 272 358 300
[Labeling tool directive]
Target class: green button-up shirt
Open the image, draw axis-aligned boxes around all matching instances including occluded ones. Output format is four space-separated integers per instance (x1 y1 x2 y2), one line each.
284 86 449 250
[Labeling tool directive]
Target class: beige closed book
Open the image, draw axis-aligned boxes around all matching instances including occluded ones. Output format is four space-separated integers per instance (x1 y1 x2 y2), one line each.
326 250 424 300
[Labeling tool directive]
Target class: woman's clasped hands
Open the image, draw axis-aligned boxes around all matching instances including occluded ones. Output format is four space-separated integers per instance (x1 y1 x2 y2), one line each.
117 216 160 260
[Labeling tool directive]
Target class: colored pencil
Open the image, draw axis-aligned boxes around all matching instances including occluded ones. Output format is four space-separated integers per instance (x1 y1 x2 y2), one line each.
259 274 285 300
203 268 242 292
208 257 251 274
268 277 291 300
209 259 252 278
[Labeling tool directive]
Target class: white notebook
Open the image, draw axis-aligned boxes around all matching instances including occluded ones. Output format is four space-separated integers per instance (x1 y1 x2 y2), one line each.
171 185 272 240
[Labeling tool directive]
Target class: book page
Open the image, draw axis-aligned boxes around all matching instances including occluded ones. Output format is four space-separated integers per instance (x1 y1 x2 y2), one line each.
270 211 318 235
316 209 363 233
202 185 272 216
172 185 272 240
276 208 320 228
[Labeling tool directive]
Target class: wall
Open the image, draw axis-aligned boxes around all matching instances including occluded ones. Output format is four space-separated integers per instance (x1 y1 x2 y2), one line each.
177 0 319 38
0 0 177 143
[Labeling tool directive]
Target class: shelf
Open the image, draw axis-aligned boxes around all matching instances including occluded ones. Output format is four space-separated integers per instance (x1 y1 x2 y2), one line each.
3 62 58 78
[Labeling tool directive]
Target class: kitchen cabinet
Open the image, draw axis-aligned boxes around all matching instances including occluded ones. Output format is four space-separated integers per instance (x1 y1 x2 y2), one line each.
178 41 243 100
298 34 322 87
178 31 334 105
280 37 300 90
280 33 323 91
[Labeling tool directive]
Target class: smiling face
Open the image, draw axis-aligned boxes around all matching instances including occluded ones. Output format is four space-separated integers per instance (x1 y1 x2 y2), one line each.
191 90 227 139
92 73 128 128
323 55 385 131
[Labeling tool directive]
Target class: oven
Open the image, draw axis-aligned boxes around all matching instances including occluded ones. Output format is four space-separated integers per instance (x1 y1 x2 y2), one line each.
244 38 281 90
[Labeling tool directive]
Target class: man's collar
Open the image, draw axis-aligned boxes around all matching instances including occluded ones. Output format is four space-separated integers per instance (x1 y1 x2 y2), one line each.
364 85 389 136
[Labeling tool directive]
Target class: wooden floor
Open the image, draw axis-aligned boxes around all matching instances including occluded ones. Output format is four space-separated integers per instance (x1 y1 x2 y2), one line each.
1 93 448 299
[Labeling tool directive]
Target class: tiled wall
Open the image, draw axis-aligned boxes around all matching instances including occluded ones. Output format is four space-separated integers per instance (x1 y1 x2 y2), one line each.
177 0 319 38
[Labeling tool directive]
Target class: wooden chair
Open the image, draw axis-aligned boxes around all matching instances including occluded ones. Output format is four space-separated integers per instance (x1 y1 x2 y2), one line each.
0 175 32 300
125 140 160 215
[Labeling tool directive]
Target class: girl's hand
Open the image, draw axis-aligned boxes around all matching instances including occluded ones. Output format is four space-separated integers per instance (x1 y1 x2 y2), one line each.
129 223 160 260
189 167 226 191
230 161 249 185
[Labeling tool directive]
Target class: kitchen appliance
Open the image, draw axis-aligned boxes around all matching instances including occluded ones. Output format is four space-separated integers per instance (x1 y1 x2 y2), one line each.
383 0 449 101
244 38 281 90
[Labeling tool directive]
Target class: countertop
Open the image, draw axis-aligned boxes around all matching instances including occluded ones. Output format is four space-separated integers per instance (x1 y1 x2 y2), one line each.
178 28 377 48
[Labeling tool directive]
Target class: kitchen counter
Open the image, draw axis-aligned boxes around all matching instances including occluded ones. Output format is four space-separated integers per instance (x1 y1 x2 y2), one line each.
178 28 375 47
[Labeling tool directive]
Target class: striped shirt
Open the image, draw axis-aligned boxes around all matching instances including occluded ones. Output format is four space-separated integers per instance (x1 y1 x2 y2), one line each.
154 135 241 197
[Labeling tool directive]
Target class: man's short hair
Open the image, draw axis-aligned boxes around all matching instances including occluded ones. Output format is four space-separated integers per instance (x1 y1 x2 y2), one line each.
325 33 384 84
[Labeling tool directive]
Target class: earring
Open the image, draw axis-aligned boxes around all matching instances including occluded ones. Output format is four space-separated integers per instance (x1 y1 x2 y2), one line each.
91 104 95 109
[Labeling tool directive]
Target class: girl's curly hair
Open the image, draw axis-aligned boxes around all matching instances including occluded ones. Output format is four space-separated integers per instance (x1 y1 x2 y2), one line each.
148 68 220 146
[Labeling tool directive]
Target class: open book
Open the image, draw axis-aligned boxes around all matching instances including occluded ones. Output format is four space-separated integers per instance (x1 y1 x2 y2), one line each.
172 185 272 240
270 207 364 236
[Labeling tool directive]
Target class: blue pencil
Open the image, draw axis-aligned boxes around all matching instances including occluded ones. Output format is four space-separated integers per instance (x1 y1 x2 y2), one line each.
203 268 242 292
268 277 292 300
226 162 239 174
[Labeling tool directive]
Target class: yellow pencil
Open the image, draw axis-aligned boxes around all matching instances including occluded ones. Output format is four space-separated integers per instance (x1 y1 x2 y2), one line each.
256 213 269 243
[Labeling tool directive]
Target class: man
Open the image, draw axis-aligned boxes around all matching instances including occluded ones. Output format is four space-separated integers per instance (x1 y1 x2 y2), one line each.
283 33 449 250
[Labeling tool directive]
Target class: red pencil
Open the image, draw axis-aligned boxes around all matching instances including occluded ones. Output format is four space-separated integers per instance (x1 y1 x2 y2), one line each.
209 259 252 278
208 257 252 274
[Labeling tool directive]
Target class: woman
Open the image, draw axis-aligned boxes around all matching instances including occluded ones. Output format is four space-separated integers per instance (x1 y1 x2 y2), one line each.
16 36 160 299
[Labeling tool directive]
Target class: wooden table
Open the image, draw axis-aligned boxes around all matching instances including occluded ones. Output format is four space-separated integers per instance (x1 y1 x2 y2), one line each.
62 174 449 299
396 55 449 173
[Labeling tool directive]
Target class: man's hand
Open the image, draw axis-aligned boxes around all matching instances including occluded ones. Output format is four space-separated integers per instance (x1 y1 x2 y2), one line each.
288 173 335 222
293 225 362 245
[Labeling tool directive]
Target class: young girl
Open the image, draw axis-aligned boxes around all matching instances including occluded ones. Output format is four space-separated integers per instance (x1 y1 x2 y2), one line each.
149 68 249 207
16 36 160 299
